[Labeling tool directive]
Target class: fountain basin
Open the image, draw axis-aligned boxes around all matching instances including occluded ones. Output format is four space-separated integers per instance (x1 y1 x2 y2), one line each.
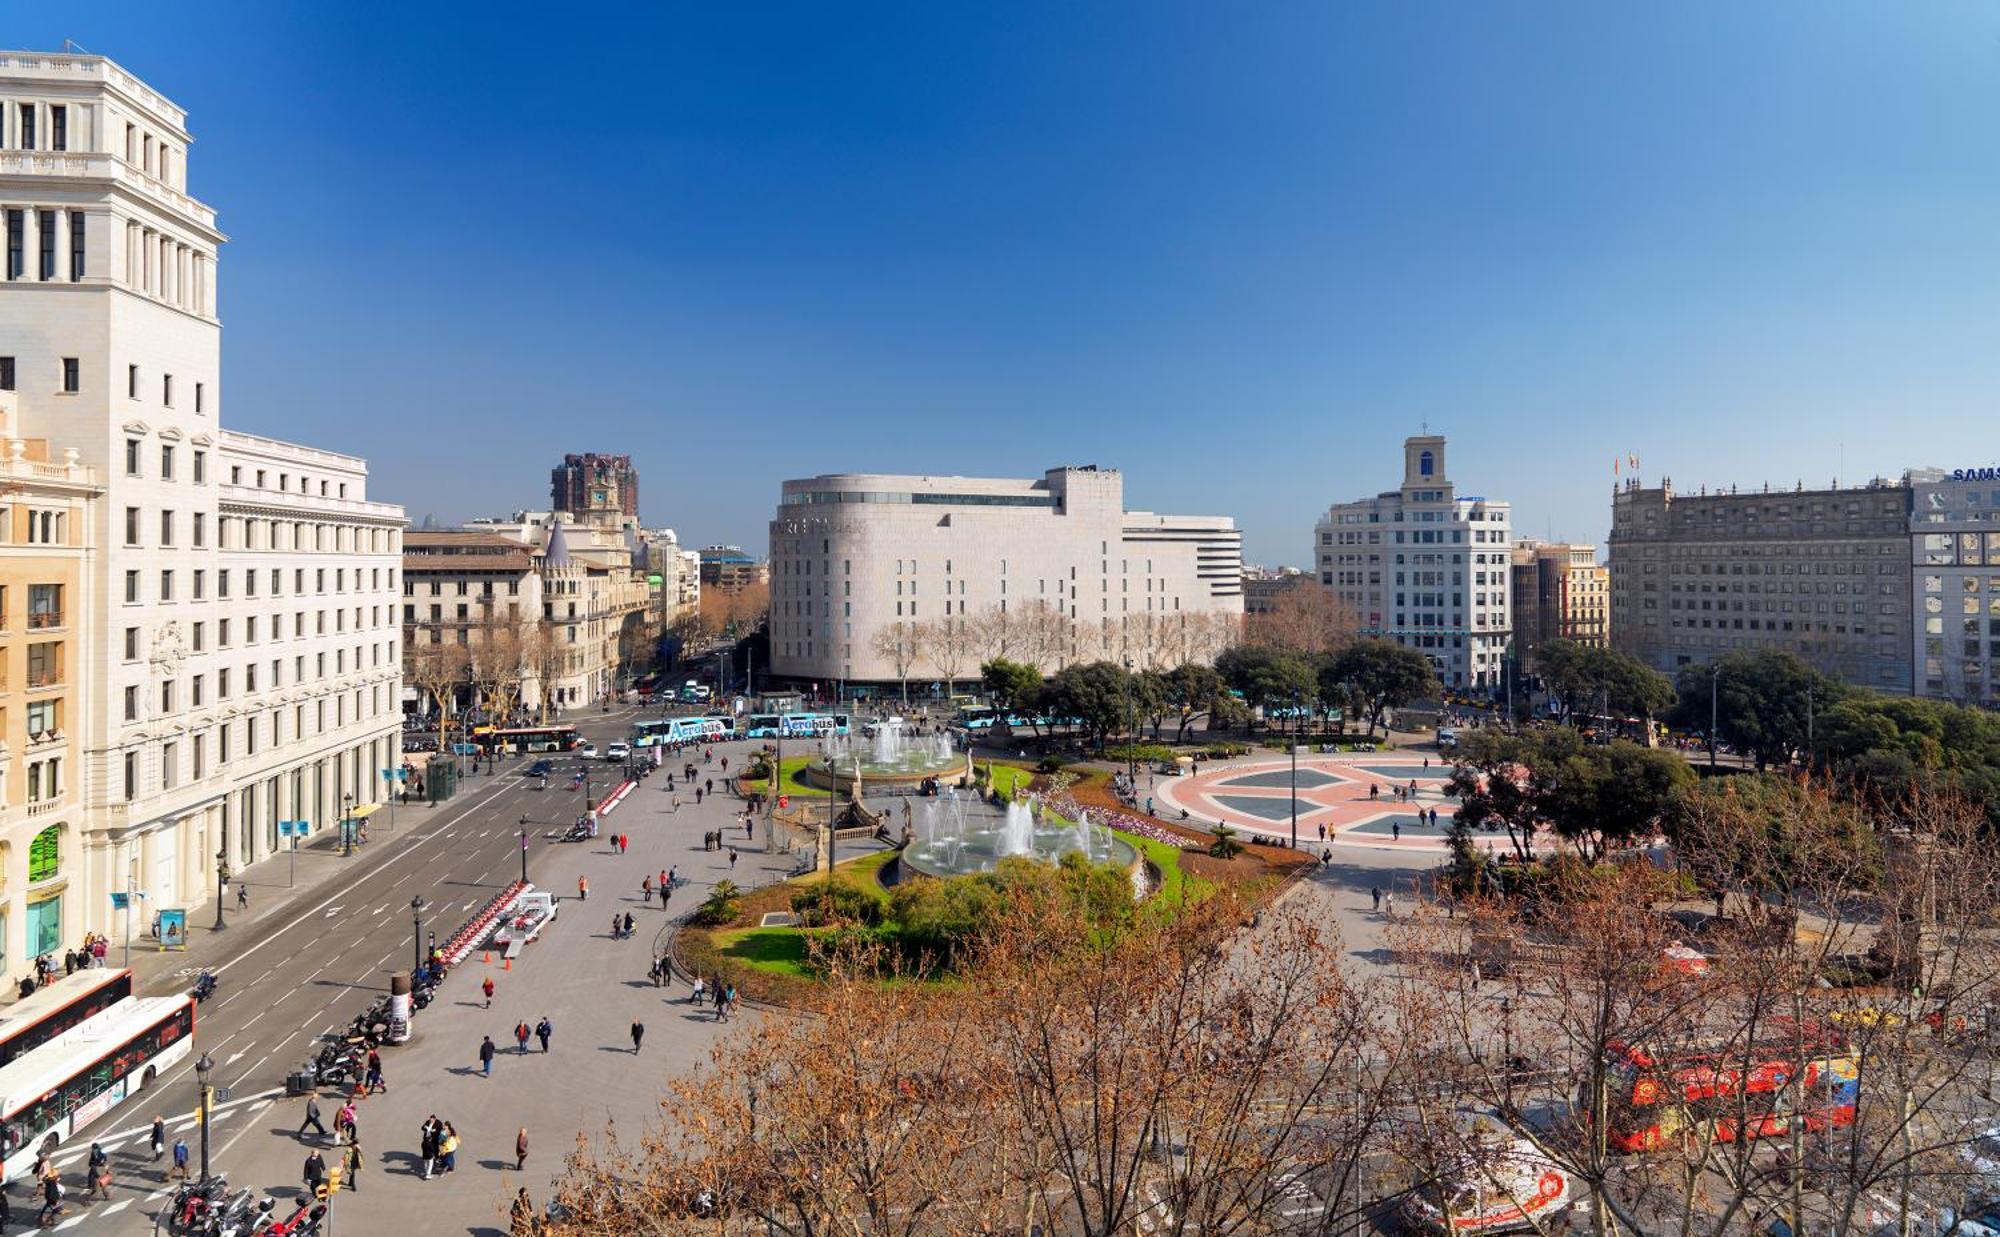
901 799 1142 883
804 728 971 791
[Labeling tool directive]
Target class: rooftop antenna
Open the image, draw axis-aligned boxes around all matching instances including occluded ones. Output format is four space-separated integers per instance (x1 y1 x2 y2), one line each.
62 39 91 54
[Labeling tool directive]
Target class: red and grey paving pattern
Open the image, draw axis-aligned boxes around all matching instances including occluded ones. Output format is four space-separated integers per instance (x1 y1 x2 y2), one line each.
1154 752 1520 853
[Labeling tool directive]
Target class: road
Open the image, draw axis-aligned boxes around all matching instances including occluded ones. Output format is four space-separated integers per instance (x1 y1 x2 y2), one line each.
31 706 790 1235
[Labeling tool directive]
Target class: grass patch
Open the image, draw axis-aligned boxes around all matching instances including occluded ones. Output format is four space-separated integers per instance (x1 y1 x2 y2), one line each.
738 753 818 795
1116 829 1212 911
980 761 1038 801
712 926 817 977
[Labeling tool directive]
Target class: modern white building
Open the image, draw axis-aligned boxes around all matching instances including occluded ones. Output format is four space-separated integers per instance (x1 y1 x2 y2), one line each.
1313 436 1512 689
1909 467 2000 707
1 49 404 946
768 466 1243 690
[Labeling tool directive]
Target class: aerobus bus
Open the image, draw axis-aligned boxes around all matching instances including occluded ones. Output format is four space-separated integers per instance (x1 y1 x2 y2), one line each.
0 969 135 1070
743 713 850 739
476 725 583 754
0 995 194 1172
630 716 736 748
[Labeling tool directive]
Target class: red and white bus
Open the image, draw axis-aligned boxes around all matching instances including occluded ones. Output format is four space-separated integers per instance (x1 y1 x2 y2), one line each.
0 968 135 1070
0 995 195 1174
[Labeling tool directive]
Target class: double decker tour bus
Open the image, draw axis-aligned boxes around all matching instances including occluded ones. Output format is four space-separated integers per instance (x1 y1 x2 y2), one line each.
0 969 136 1070
476 725 582 754
1597 1023 1858 1152
631 716 735 749
0 994 194 1172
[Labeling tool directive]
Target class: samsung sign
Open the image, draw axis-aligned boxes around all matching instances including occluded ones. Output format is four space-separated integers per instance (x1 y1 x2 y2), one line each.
1952 467 2000 481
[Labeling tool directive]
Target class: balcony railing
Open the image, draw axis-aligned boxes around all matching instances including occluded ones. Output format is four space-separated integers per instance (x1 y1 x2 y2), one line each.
25 669 63 691
26 611 62 630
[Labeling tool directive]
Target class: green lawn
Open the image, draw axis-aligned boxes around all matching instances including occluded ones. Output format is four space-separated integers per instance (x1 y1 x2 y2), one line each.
983 762 1038 800
712 926 817 977
738 753 819 795
1117 830 1211 910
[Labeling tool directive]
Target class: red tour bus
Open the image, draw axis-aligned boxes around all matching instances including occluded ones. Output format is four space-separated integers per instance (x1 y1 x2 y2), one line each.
1597 1023 1859 1152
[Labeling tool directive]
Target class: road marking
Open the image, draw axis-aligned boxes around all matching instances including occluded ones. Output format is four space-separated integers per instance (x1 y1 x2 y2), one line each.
105 1199 132 1214
321 905 344 917
372 903 389 915
225 1049 247 1066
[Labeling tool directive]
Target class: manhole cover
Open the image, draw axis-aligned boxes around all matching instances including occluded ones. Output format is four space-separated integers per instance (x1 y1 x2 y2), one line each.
759 912 800 928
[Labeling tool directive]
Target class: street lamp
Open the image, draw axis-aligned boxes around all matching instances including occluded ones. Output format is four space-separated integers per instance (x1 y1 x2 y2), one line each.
340 793 355 857
194 1052 215 1184
410 895 426 973
1708 663 1720 773
213 848 230 931
518 816 530 886
1122 656 1136 790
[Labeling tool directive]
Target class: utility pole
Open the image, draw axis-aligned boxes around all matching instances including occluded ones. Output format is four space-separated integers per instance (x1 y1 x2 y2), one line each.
1709 664 1719 772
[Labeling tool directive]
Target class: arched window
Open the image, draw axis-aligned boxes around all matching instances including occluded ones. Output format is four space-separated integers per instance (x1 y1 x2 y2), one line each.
1419 450 1435 477
28 825 60 884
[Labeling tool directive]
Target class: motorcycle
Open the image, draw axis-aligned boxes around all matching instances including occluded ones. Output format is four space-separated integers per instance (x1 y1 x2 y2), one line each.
166 1174 235 1234
256 1197 321 1235
191 970 218 1003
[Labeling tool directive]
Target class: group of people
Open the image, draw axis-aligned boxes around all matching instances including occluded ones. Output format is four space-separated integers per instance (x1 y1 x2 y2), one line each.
418 1114 462 1180
689 973 739 1021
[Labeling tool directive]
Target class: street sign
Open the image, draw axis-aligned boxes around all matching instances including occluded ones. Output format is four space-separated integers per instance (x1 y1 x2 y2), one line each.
215 1086 232 1102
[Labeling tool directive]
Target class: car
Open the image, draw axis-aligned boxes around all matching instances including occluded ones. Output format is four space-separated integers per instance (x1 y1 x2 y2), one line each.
606 741 631 761
578 742 600 760
402 736 438 753
527 759 554 777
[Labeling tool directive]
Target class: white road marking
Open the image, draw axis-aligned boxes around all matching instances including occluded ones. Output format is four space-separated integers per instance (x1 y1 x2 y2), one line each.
225 1049 247 1066
321 905 344 917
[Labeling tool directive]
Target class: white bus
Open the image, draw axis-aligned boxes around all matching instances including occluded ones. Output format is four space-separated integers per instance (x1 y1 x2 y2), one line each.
0 995 194 1174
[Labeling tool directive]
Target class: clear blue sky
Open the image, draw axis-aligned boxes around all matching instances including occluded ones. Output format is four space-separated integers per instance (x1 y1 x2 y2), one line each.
18 3 2000 563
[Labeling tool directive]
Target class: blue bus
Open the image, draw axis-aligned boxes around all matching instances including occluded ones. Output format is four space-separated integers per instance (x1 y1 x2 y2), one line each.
630 716 735 748
744 712 850 739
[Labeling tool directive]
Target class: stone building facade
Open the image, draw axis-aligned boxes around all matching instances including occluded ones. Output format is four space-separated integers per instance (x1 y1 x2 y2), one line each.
1608 475 1913 692
1510 540 1609 663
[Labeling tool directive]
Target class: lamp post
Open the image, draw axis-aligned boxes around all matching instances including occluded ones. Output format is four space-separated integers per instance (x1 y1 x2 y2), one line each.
1289 737 1299 852
1122 656 1136 789
195 1051 215 1184
340 793 355 857
825 741 838 889
410 895 426 973
1708 664 1720 773
213 848 229 931
518 816 530 886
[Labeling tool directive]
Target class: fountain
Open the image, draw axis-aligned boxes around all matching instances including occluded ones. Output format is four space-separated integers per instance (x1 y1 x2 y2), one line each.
804 722 970 793
901 799 1141 882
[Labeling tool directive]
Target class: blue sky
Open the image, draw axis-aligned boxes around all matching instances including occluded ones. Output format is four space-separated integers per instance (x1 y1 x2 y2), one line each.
17 3 2000 563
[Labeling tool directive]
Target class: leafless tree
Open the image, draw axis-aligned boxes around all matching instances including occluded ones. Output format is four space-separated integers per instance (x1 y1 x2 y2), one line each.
869 622 925 706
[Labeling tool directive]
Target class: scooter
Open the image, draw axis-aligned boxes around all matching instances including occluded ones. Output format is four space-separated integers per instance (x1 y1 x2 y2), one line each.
191 970 218 1002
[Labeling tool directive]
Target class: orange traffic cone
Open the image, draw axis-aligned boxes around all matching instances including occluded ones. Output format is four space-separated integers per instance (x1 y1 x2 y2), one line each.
503 956 512 971
482 950 491 965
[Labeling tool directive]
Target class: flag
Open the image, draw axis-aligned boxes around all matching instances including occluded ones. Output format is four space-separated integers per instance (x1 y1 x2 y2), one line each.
1613 456 1621 477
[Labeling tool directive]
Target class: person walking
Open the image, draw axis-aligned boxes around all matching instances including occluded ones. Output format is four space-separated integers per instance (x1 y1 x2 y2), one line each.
150 1114 166 1162
630 1019 645 1053
298 1093 327 1139
336 1100 357 1140
514 1126 529 1172
642 876 653 905
479 1035 497 1077
1370 886 1382 912
420 1117 440 1180
343 1138 363 1191
171 1136 190 1181
36 1174 63 1227
303 1148 327 1197
691 975 706 1006
535 1016 552 1053
729 847 739 870
88 1143 112 1201
440 1122 460 1174
577 875 589 901
482 975 495 1008
515 1020 530 1053
622 911 635 938
237 881 249 911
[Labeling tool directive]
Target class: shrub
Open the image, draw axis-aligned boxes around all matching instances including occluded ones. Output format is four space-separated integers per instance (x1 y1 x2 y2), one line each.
1104 743 1177 764
1036 756 1068 774
790 882 883 928
1207 823 1245 861
1201 742 1250 758
693 879 743 927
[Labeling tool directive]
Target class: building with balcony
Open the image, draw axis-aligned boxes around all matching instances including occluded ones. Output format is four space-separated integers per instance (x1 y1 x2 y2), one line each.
768 465 1243 688
1313 436 1512 689
1509 541 1609 663
1607 474 1913 692
0 49 406 972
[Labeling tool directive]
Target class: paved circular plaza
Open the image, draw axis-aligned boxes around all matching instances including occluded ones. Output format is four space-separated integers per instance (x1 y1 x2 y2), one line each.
1152 752 1514 853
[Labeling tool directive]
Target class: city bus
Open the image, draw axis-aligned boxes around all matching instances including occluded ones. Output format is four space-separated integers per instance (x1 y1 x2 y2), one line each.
744 713 849 739
0 969 135 1070
631 716 735 748
477 725 582 754
0 995 194 1173
1597 1024 1858 1152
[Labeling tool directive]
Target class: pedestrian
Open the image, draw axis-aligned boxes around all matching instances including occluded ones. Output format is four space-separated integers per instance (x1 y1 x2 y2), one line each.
238 881 249 910
535 1016 552 1053
663 866 673 889
515 1126 529 1172
1392 820 1401 841
172 1136 190 1181
1385 890 1396 916
441 1122 460 1174
1370 886 1381 912
337 1101 357 1138
745 817 754 840
1318 823 1327 842
578 875 589 901
611 912 622 939
729 847 738 870
482 975 495 1008
479 1035 497 1077
643 876 653 905
631 1019 645 1052
298 1094 326 1139
343 1139 363 1190
366 1046 382 1082
515 1020 530 1053
695 787 704 805
88 1143 111 1201
36 1174 62 1227
622 911 634 938
691 975 706 1006
151 1114 166 1161
303 1148 326 1196
365 1061 384 1095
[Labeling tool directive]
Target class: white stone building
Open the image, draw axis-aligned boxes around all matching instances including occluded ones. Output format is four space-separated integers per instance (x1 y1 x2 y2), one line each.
768 466 1243 690
1909 467 2000 706
1313 436 1512 689
1 49 404 934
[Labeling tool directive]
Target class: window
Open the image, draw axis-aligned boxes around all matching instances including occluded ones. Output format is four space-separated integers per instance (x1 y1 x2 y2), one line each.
124 571 139 603
123 751 137 801
192 570 205 600
161 742 177 790
37 210 53 281
61 358 78 393
128 364 138 399
192 449 206 482
162 375 173 407
0 356 12 390
125 440 141 476
159 570 173 601
26 642 60 688
26 584 60 629
194 383 204 415
125 626 141 660
192 675 204 707
27 699 56 735
159 510 174 546
17 104 34 150
27 760 59 804
123 685 138 721
49 104 66 152
193 513 206 547
68 211 82 281
160 680 175 714
160 444 174 479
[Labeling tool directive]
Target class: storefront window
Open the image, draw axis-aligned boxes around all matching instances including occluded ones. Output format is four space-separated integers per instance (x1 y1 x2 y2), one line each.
26 894 60 959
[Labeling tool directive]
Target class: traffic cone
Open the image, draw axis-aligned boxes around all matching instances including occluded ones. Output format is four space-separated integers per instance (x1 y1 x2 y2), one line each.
503 956 512 971
482 950 491 965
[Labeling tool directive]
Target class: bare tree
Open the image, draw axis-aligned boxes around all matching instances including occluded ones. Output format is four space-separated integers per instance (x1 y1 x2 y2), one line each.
918 616 981 698
869 622 925 706
524 619 570 722
1247 583 1357 659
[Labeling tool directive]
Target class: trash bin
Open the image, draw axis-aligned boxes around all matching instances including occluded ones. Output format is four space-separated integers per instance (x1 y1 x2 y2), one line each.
286 1069 315 1097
